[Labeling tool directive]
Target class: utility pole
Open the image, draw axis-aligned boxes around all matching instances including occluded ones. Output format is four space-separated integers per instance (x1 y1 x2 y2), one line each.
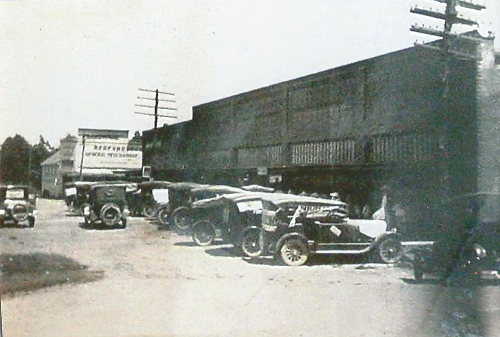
135 88 178 129
79 135 86 181
410 0 487 203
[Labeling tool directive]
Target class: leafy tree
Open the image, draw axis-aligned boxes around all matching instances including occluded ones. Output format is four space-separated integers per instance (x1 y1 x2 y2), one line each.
0 135 55 189
0 135 31 185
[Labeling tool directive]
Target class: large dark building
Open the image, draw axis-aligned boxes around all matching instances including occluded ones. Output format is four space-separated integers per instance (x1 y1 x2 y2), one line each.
143 34 499 238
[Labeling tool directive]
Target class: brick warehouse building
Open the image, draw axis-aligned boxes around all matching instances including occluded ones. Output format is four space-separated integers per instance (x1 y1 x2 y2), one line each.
143 34 499 238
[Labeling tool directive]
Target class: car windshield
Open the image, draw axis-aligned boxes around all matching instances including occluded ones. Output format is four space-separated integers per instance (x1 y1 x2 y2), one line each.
6 189 26 199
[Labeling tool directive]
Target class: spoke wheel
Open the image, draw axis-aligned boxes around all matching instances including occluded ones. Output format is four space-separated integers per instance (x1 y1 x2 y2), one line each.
157 208 170 226
378 238 403 264
192 220 216 246
172 207 193 231
241 228 263 257
279 238 308 266
142 203 154 218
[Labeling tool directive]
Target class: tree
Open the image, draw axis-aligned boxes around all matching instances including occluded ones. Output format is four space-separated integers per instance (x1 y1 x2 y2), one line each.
0 135 31 185
29 136 56 189
0 135 55 189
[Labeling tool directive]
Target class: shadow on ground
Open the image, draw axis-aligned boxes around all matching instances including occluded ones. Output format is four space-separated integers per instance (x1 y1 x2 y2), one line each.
0 253 104 296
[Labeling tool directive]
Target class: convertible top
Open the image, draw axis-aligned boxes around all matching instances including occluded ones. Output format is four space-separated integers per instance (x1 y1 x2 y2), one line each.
190 185 244 196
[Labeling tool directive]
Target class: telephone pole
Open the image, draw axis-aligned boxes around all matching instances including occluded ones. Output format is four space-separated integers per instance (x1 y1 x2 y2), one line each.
410 0 487 200
135 88 178 129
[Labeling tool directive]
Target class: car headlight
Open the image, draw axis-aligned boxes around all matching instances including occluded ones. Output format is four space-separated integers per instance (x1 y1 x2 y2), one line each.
83 206 91 216
122 207 130 217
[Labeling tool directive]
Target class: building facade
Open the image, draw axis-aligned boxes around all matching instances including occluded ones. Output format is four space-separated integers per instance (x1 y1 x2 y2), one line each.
41 129 142 197
143 35 500 238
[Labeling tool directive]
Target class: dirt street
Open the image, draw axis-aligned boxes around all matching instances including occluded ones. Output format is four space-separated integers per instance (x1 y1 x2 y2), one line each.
1 199 499 337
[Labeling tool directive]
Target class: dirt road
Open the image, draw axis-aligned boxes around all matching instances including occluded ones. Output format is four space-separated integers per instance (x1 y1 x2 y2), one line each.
1 199 499 337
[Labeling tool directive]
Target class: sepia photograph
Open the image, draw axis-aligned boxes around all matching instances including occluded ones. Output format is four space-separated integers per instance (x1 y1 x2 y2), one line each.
1 1 499 336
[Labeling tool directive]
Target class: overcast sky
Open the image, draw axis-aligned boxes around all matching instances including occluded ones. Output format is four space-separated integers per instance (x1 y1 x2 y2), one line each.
1 0 499 146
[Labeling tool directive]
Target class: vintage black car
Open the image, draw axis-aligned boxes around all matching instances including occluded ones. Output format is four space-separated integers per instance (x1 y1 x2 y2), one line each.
189 192 272 252
0 185 37 227
83 184 131 228
258 195 403 266
169 184 243 231
70 181 98 214
412 192 500 281
63 182 77 207
127 181 172 218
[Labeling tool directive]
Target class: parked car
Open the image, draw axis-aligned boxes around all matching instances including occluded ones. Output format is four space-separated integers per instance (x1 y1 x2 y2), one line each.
71 181 98 214
189 191 271 252
0 185 37 227
170 184 241 231
63 182 77 207
258 195 403 266
127 181 172 218
83 184 131 228
412 192 500 282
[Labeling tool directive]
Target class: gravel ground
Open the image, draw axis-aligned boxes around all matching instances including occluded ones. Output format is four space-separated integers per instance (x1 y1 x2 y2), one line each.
1 199 499 337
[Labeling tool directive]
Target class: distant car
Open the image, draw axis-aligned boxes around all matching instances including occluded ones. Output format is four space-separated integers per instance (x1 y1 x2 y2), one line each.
412 192 500 281
127 181 172 218
83 184 131 228
258 195 403 266
189 191 270 252
0 185 37 227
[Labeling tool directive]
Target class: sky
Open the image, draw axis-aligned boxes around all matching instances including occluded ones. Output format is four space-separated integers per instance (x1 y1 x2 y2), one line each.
1 0 499 146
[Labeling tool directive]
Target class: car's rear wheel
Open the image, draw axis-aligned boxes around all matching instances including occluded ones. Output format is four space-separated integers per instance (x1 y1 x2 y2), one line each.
192 220 216 246
172 207 193 232
157 207 170 227
100 204 121 227
12 204 29 222
279 238 309 266
241 228 263 257
378 237 404 264
142 203 154 218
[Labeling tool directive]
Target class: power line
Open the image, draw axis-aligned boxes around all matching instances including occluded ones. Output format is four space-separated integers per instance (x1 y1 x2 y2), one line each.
138 88 175 96
135 88 178 129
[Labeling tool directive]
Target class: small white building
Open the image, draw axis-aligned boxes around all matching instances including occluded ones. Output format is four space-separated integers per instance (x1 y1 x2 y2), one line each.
41 129 142 197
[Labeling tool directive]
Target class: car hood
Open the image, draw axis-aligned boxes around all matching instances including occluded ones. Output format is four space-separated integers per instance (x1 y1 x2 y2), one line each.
345 219 387 238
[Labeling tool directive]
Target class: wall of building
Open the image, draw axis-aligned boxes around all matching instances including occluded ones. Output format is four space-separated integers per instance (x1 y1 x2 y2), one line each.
143 39 498 239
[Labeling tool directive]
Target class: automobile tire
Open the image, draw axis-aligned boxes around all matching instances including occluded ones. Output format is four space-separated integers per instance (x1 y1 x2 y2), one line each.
378 237 404 264
172 207 193 232
100 204 121 227
157 207 170 227
192 220 216 246
12 204 29 222
142 203 154 218
241 228 264 257
279 238 309 266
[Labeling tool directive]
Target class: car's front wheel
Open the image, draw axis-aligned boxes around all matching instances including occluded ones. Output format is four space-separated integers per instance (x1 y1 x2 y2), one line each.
378 237 404 264
279 238 309 266
192 220 216 246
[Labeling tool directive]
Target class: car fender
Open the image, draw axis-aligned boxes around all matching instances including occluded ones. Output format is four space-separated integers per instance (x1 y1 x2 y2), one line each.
370 231 402 250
